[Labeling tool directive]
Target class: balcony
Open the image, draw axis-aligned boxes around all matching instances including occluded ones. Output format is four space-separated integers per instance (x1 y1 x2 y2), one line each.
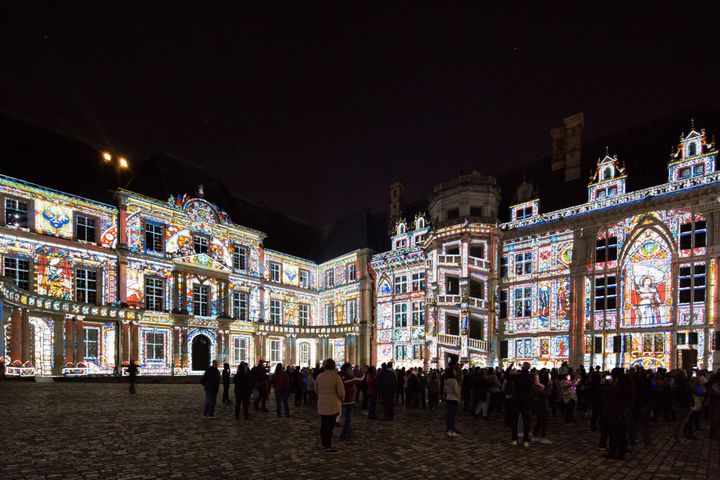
468 338 488 351
468 256 489 270
437 294 461 305
438 333 461 347
468 297 488 309
437 254 461 266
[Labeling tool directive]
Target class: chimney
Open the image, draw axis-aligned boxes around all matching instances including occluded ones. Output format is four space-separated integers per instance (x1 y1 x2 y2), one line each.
550 112 584 182
388 181 406 233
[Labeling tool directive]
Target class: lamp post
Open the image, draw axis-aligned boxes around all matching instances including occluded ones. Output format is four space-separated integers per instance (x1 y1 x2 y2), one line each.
102 151 130 187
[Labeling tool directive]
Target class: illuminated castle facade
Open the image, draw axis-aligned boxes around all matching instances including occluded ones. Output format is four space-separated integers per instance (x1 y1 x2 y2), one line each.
2 115 720 375
0 178 372 376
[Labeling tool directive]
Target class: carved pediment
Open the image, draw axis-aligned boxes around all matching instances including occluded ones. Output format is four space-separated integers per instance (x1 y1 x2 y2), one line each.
172 253 231 273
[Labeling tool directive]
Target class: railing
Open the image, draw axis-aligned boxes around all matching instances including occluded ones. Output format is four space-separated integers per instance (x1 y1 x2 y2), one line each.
437 294 461 305
468 338 488 351
468 256 489 269
438 333 461 346
255 322 360 337
468 297 487 309
437 254 461 265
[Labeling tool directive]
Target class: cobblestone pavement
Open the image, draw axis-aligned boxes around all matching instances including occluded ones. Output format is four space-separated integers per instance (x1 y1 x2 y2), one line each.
0 381 718 480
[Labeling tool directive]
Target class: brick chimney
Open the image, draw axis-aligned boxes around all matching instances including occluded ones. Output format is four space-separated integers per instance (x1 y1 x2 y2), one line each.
550 112 584 182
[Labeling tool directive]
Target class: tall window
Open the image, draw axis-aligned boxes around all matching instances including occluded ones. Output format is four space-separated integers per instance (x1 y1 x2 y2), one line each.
233 337 248 364
325 269 335 288
232 291 248 320
514 252 532 275
345 299 357 323
513 287 532 318
412 272 426 291
299 342 310 366
84 327 99 359
193 284 209 316
75 269 98 304
269 262 281 282
233 246 247 271
145 331 165 361
596 236 618 263
299 269 310 289
679 263 706 304
446 276 460 295
270 299 282 323
394 275 408 294
325 303 334 325
270 339 281 363
394 345 408 360
144 222 164 253
4 197 29 228
500 256 508 278
394 303 408 327
594 275 617 310
499 290 508 319
680 220 707 250
299 303 309 326
3 257 30 290
75 216 97 243
412 344 424 360
193 235 209 254
346 263 356 281
144 276 164 311
411 301 425 326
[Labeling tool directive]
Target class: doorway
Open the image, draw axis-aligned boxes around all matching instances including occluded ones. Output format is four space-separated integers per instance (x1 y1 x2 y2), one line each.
192 335 211 371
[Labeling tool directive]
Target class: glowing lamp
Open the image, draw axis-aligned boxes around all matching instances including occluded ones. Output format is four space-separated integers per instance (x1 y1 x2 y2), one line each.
119 157 129 169
102 151 112 162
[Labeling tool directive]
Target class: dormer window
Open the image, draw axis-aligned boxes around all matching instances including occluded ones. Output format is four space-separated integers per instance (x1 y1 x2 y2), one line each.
517 206 533 219
678 164 705 179
686 141 697 157
416 217 426 229
596 186 617 200
397 223 406 235
602 167 613 181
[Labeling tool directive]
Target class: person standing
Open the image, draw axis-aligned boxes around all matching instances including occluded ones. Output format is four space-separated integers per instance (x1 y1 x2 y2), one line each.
339 362 365 442
234 362 253 420
428 369 441 410
366 366 378 419
673 369 694 443
222 363 232 404
531 371 552 444
444 365 461 436
128 360 139 394
201 360 221 418
511 362 532 447
377 362 397 420
271 363 291 417
316 358 345 454
252 360 269 412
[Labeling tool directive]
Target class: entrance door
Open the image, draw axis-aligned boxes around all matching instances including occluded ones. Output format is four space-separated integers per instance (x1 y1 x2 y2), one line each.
677 349 698 370
192 335 211 371
446 353 459 367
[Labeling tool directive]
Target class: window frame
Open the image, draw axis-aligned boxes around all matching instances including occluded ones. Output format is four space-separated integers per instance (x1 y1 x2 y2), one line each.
74 213 98 244
394 274 408 294
144 330 165 362
232 291 248 320
144 221 165 254
144 275 165 311
269 299 282 324
193 234 210 254
411 272 426 291
394 303 408 328
269 262 282 283
84 326 100 359
3 256 31 290
3 196 30 229
513 286 532 318
233 245 247 271
192 283 210 316
75 267 100 304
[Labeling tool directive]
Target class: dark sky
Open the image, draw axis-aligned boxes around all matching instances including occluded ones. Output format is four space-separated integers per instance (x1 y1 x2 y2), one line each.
2 3 720 226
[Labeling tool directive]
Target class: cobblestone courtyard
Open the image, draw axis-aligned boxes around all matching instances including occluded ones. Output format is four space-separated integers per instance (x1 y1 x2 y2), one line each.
0 381 718 479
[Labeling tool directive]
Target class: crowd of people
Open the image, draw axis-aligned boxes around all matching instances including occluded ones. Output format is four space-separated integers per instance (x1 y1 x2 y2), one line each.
196 358 720 457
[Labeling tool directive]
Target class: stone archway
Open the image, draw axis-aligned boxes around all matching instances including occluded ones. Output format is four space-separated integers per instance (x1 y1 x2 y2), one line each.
191 334 211 371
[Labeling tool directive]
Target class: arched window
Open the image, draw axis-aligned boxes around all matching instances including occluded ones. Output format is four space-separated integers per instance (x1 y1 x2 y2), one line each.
416 217 425 229
687 142 697 157
397 223 406 235
602 167 613 181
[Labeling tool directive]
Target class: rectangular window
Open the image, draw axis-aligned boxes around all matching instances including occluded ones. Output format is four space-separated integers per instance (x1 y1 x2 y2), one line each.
299 303 309 326
514 252 532 275
346 263 356 281
394 303 408 327
3 257 30 290
469 279 485 299
596 236 618 263
193 235 208 254
412 344 424 360
414 234 426 245
325 303 334 325
517 206 533 220
233 246 247 271
144 276 164 311
594 275 617 311
145 331 165 361
513 287 532 317
144 222 164 253
680 220 707 250
412 272 426 291
325 269 335 288
4 197 29 228
411 301 425 326
446 276 460 295
269 262 281 282
232 291 248 320
499 290 508 319
234 337 248 363
270 340 281 363
469 317 484 340
270 299 282 324
679 263 706 304
470 244 485 258
394 345 408 360
500 256 508 278
75 215 97 243
192 284 209 316
84 327 99 359
346 299 357 322
299 269 310 289
394 275 408 294
446 314 460 335
444 245 460 255
75 268 98 304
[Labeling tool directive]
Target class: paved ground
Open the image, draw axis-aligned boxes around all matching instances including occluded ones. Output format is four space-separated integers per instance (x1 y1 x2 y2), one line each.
0 381 718 479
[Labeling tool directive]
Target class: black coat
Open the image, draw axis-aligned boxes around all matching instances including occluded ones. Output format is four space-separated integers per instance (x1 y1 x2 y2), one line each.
234 371 254 397
201 366 221 392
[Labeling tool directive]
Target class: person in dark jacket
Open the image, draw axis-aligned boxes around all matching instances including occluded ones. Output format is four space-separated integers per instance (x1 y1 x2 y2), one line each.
128 360 139 394
271 363 291 417
201 360 221 418
251 360 269 411
377 362 397 420
510 362 532 447
366 366 378 419
221 363 232 404
234 362 253 420
605 368 634 459
673 369 694 443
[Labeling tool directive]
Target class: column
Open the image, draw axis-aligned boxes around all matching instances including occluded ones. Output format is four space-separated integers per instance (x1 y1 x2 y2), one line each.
10 307 22 363
180 273 187 313
216 330 224 364
180 327 188 369
287 336 296 366
224 331 230 364
121 321 130 364
570 227 589 367
75 317 85 363
172 327 180 375
64 316 74 364
21 309 30 363
172 271 179 312
316 339 323 366
53 316 64 375
129 322 140 363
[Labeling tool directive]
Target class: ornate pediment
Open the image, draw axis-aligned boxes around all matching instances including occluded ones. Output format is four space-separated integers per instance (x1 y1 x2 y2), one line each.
171 253 232 273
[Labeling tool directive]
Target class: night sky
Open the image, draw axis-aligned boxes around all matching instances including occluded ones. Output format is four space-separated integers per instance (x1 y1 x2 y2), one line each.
2 4 720 226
